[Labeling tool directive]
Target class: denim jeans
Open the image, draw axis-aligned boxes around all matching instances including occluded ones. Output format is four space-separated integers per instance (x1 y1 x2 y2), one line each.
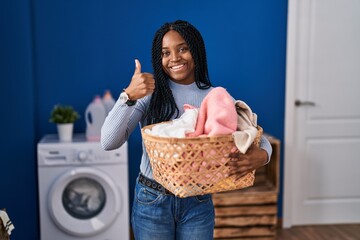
131 178 215 240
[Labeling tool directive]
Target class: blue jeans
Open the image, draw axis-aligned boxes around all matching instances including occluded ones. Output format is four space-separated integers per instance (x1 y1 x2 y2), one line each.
131 178 215 240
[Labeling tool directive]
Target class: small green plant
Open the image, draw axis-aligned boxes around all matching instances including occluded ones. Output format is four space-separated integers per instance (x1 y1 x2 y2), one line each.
49 104 80 124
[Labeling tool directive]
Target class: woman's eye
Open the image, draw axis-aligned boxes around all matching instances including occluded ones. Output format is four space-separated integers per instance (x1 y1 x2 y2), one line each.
179 47 188 53
162 51 170 57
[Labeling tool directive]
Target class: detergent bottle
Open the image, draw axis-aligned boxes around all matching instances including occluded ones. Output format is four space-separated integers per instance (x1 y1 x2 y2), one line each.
102 90 115 115
85 95 107 141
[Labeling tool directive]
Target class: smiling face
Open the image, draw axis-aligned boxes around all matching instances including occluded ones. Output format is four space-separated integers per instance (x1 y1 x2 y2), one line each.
161 30 195 85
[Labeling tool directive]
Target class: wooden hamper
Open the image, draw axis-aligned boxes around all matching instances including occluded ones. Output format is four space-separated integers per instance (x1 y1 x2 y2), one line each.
212 134 280 240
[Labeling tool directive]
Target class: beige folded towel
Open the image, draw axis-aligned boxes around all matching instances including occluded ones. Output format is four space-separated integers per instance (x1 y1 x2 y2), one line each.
232 100 258 154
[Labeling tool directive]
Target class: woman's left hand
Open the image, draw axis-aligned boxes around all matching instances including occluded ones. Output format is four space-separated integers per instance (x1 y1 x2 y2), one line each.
226 144 268 180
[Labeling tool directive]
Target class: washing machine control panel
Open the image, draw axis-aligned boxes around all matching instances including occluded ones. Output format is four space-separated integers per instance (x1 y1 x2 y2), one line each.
74 148 119 163
37 134 128 166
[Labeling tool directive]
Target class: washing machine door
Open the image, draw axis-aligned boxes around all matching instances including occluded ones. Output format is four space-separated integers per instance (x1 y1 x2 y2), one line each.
48 167 121 237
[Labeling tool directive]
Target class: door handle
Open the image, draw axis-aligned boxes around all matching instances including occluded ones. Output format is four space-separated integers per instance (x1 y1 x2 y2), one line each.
295 99 316 107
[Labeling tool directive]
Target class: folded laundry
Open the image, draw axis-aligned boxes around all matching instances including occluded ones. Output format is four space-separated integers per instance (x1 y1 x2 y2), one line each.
144 104 198 138
235 100 258 129
187 87 238 137
232 100 259 154
0 209 14 236
144 88 259 156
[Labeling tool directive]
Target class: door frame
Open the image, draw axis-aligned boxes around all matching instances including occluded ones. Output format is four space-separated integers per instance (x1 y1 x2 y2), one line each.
283 0 300 228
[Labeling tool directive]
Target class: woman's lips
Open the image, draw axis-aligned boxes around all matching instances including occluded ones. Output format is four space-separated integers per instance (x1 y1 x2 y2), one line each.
170 64 185 72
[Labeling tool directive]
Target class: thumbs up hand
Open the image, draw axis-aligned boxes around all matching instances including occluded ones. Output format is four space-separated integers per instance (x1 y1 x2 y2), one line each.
124 59 155 100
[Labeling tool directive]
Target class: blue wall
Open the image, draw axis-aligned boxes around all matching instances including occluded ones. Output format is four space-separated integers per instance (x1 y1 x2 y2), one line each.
0 1 287 239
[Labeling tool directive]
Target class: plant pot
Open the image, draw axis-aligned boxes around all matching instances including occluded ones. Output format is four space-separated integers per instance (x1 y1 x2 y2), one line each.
57 123 74 142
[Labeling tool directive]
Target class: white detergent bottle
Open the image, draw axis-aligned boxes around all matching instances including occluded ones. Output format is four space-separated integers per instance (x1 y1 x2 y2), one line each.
102 90 115 115
85 95 107 141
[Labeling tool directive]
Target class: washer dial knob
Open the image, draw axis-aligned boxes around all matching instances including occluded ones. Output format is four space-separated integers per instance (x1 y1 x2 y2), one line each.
78 151 88 161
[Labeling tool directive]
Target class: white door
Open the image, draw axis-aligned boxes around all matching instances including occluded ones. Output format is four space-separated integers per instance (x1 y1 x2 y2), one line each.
283 0 360 227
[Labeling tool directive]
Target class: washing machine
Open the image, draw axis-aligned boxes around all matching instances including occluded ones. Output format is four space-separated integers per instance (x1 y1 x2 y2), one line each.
37 134 129 240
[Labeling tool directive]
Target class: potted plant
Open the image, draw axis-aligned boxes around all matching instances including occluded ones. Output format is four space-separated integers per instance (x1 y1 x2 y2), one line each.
49 104 80 141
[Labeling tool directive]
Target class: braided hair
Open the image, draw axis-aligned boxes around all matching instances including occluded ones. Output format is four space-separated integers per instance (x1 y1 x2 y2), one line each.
146 20 212 125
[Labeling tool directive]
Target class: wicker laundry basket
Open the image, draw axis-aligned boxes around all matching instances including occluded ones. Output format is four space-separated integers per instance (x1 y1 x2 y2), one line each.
141 124 263 198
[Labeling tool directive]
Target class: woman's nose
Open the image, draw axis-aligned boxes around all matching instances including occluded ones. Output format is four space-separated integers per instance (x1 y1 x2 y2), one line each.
170 52 180 61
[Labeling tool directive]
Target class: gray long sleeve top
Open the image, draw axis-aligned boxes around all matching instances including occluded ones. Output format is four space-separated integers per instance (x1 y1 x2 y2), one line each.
101 80 272 179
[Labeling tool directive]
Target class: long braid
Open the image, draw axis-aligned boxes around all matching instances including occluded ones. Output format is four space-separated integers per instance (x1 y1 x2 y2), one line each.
145 20 212 125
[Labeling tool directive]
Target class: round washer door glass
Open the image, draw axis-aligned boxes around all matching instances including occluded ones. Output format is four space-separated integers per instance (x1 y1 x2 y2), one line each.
48 167 121 237
62 177 106 219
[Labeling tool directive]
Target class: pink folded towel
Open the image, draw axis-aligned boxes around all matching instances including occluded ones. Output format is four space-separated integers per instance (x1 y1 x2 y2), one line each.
187 87 237 137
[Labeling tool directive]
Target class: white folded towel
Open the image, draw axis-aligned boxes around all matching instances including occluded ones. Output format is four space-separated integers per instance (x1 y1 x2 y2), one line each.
145 105 199 138
0 209 15 236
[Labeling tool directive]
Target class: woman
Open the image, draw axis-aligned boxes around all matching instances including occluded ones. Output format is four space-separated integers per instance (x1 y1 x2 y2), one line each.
101 20 272 240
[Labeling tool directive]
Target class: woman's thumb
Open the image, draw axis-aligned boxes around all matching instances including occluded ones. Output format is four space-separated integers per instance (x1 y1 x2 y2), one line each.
134 59 141 74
